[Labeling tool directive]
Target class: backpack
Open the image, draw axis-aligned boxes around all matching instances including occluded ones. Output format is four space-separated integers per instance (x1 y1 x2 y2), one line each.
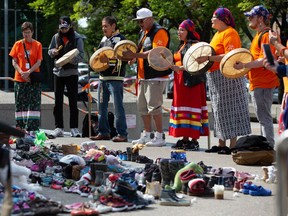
231 135 275 166
232 135 273 151
82 113 99 137
81 111 117 138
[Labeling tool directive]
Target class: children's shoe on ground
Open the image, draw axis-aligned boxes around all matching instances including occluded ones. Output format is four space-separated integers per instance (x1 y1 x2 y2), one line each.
183 140 199 151
99 195 128 212
71 128 81 137
49 128 64 138
249 186 272 196
131 131 154 144
160 189 190 206
87 201 112 214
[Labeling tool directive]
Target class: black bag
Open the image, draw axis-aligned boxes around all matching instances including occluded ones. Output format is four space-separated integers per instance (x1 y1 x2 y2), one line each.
232 135 273 151
183 71 206 87
30 72 43 83
82 113 99 137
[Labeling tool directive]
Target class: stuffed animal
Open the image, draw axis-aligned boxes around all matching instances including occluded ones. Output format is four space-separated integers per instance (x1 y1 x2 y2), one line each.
132 143 145 154
85 149 105 162
262 165 277 183
11 161 42 192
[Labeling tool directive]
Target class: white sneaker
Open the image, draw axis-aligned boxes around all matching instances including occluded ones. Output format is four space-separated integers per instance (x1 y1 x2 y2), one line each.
145 132 165 147
131 131 154 144
71 128 81 137
50 128 64 138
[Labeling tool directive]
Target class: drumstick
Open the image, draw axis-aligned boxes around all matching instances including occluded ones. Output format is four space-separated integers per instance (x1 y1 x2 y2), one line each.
160 52 173 66
57 45 63 52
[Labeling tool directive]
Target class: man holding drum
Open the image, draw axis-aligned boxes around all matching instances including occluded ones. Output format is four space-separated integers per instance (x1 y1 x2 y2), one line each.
89 16 128 142
234 5 279 148
123 8 171 146
48 16 84 138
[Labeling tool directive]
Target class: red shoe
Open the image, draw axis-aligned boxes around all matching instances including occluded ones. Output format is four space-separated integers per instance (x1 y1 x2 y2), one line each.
99 195 128 212
71 206 99 216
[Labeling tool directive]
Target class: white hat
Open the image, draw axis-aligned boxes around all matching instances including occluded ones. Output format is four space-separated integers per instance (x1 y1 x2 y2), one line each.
133 8 153 20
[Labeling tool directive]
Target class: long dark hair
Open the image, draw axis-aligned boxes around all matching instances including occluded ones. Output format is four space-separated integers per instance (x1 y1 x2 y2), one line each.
58 27 75 43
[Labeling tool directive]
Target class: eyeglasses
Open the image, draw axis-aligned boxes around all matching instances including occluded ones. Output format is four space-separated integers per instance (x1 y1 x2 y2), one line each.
138 18 147 24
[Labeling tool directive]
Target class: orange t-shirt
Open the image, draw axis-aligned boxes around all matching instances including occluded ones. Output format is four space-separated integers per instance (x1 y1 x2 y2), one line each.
209 26 241 72
9 39 43 82
283 40 288 93
247 31 279 91
137 28 169 79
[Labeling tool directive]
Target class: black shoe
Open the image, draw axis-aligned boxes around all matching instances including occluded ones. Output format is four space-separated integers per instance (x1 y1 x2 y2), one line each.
183 140 199 151
217 146 231 155
205 145 222 153
171 139 185 149
136 155 153 164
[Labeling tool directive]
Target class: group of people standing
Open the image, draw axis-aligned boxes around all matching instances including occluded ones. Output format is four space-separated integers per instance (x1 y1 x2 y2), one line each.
10 5 286 153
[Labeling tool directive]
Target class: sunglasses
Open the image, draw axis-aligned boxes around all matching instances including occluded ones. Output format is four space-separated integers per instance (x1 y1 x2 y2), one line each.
138 18 147 24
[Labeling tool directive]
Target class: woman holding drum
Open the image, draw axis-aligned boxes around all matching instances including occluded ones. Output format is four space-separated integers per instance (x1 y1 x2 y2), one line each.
197 7 251 154
169 19 209 150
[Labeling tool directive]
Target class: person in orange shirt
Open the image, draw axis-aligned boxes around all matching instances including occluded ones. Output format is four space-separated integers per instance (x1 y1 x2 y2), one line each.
197 7 251 154
123 8 171 147
235 5 279 147
263 30 288 132
9 22 43 134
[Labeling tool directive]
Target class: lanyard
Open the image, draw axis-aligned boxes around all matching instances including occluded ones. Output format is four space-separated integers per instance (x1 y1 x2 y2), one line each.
22 40 31 68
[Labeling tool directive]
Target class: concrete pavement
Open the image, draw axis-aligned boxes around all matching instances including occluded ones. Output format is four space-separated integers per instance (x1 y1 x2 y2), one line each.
0 90 280 215
39 122 279 216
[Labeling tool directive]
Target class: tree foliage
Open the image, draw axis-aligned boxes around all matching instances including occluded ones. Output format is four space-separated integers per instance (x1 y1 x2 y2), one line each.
27 0 288 60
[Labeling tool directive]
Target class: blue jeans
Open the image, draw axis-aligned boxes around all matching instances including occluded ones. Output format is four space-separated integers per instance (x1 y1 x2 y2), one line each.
97 80 128 137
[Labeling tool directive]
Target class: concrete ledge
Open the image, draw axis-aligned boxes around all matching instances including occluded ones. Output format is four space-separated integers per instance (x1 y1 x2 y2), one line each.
0 91 281 139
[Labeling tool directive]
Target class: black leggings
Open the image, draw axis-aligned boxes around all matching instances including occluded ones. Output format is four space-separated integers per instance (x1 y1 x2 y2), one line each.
53 75 78 128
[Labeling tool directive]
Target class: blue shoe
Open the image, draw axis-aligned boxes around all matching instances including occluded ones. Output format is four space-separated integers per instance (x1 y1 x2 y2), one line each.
242 182 257 194
249 186 272 196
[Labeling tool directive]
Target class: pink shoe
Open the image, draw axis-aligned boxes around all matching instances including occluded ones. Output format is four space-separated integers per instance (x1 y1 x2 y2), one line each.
235 171 255 180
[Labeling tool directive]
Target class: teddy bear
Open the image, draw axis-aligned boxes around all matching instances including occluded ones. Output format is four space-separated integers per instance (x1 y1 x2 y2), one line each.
262 165 277 183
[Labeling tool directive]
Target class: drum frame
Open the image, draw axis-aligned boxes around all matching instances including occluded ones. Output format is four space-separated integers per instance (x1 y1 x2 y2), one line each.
183 42 215 74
